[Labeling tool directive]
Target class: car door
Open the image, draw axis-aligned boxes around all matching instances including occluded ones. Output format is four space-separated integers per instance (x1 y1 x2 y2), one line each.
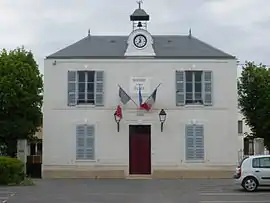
252 157 270 185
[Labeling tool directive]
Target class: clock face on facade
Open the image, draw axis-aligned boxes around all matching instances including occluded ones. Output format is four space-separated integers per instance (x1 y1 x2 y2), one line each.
133 34 147 48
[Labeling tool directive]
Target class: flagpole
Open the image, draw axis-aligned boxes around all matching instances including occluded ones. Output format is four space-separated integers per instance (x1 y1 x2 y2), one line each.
118 84 138 107
145 83 162 101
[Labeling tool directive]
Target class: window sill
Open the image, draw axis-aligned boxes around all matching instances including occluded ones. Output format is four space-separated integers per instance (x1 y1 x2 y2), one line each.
185 104 204 107
76 104 95 107
183 105 210 109
185 160 205 163
70 105 104 108
75 159 97 163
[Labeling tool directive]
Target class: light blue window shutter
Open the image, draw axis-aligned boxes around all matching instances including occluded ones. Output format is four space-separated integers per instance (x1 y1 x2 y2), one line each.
195 125 204 160
203 71 212 106
85 125 95 160
76 125 85 160
67 71 77 106
185 124 195 160
176 71 185 106
95 71 104 106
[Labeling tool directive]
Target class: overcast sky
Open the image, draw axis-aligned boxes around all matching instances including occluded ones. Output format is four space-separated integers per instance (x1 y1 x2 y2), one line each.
1 0 270 74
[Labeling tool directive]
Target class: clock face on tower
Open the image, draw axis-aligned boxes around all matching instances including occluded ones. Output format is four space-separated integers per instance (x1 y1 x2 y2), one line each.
133 34 147 49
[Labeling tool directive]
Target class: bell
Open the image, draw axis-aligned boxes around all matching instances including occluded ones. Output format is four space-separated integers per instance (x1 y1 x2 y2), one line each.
137 22 142 27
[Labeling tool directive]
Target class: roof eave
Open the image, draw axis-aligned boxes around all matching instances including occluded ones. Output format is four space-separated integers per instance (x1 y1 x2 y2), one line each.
46 55 236 60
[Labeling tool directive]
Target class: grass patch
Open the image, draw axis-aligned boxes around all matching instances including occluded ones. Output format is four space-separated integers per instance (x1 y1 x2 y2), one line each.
20 177 35 186
6 177 35 186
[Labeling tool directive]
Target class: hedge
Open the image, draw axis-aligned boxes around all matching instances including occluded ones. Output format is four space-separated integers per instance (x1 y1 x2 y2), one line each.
0 156 24 185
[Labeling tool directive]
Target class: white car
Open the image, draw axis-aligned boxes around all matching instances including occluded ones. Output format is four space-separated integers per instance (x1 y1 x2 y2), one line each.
234 154 270 192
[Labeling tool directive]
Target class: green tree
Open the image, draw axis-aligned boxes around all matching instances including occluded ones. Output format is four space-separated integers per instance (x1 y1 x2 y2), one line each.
0 47 43 157
238 61 270 150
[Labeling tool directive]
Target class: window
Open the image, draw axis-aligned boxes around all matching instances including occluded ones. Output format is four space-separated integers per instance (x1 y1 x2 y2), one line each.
176 70 212 106
185 124 204 161
238 120 243 134
186 71 203 104
252 157 270 168
76 124 95 160
77 71 95 104
67 70 104 106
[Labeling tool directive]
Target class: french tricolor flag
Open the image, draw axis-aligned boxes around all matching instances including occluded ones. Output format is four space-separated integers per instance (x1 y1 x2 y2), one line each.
139 84 160 111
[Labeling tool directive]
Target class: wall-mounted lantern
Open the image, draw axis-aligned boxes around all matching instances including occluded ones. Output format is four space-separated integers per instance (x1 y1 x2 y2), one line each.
159 109 167 132
114 112 122 132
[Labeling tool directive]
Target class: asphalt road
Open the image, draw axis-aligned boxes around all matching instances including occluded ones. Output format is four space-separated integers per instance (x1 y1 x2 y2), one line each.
4 179 270 203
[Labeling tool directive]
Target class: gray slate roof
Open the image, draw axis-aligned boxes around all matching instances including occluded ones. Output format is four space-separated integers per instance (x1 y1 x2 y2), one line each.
46 35 235 59
131 9 149 17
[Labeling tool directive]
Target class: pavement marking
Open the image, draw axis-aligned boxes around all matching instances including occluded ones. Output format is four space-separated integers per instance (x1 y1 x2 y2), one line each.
200 192 270 196
200 201 270 203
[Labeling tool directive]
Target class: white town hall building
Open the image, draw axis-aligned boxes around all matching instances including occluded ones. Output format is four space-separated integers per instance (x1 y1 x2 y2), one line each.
43 3 238 179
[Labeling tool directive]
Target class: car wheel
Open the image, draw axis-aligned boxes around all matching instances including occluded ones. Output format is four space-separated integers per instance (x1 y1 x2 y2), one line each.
242 177 258 192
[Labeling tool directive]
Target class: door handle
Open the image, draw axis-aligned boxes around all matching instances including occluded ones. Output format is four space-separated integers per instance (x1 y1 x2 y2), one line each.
255 170 260 172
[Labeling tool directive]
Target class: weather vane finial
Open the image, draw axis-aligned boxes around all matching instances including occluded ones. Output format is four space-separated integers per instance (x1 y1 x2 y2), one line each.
137 0 143 9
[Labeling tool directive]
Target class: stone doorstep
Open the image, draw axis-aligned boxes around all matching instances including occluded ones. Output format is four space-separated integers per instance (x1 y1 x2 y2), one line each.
126 175 152 179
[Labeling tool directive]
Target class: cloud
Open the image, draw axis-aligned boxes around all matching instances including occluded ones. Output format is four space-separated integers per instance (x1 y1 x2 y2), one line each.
0 0 270 74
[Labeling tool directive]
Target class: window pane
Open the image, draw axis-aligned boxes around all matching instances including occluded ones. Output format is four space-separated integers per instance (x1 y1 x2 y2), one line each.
87 93 94 100
186 92 193 100
186 71 192 82
260 157 270 168
238 120 243 133
186 82 192 92
78 82 85 92
87 83 94 92
78 71 86 82
195 71 202 82
78 93 85 100
252 158 260 168
87 71 95 82
195 82 201 92
195 92 202 100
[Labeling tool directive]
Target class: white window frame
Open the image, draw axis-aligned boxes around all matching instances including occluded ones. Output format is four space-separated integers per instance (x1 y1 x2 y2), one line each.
77 71 96 105
185 71 203 105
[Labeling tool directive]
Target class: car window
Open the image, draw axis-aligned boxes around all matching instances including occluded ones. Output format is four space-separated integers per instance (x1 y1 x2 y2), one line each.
252 157 270 168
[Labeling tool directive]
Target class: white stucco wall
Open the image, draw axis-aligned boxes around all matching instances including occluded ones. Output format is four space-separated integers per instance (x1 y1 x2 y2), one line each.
43 58 238 172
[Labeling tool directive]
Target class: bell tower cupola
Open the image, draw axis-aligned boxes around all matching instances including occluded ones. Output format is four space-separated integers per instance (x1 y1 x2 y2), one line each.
130 1 150 30
125 1 155 57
